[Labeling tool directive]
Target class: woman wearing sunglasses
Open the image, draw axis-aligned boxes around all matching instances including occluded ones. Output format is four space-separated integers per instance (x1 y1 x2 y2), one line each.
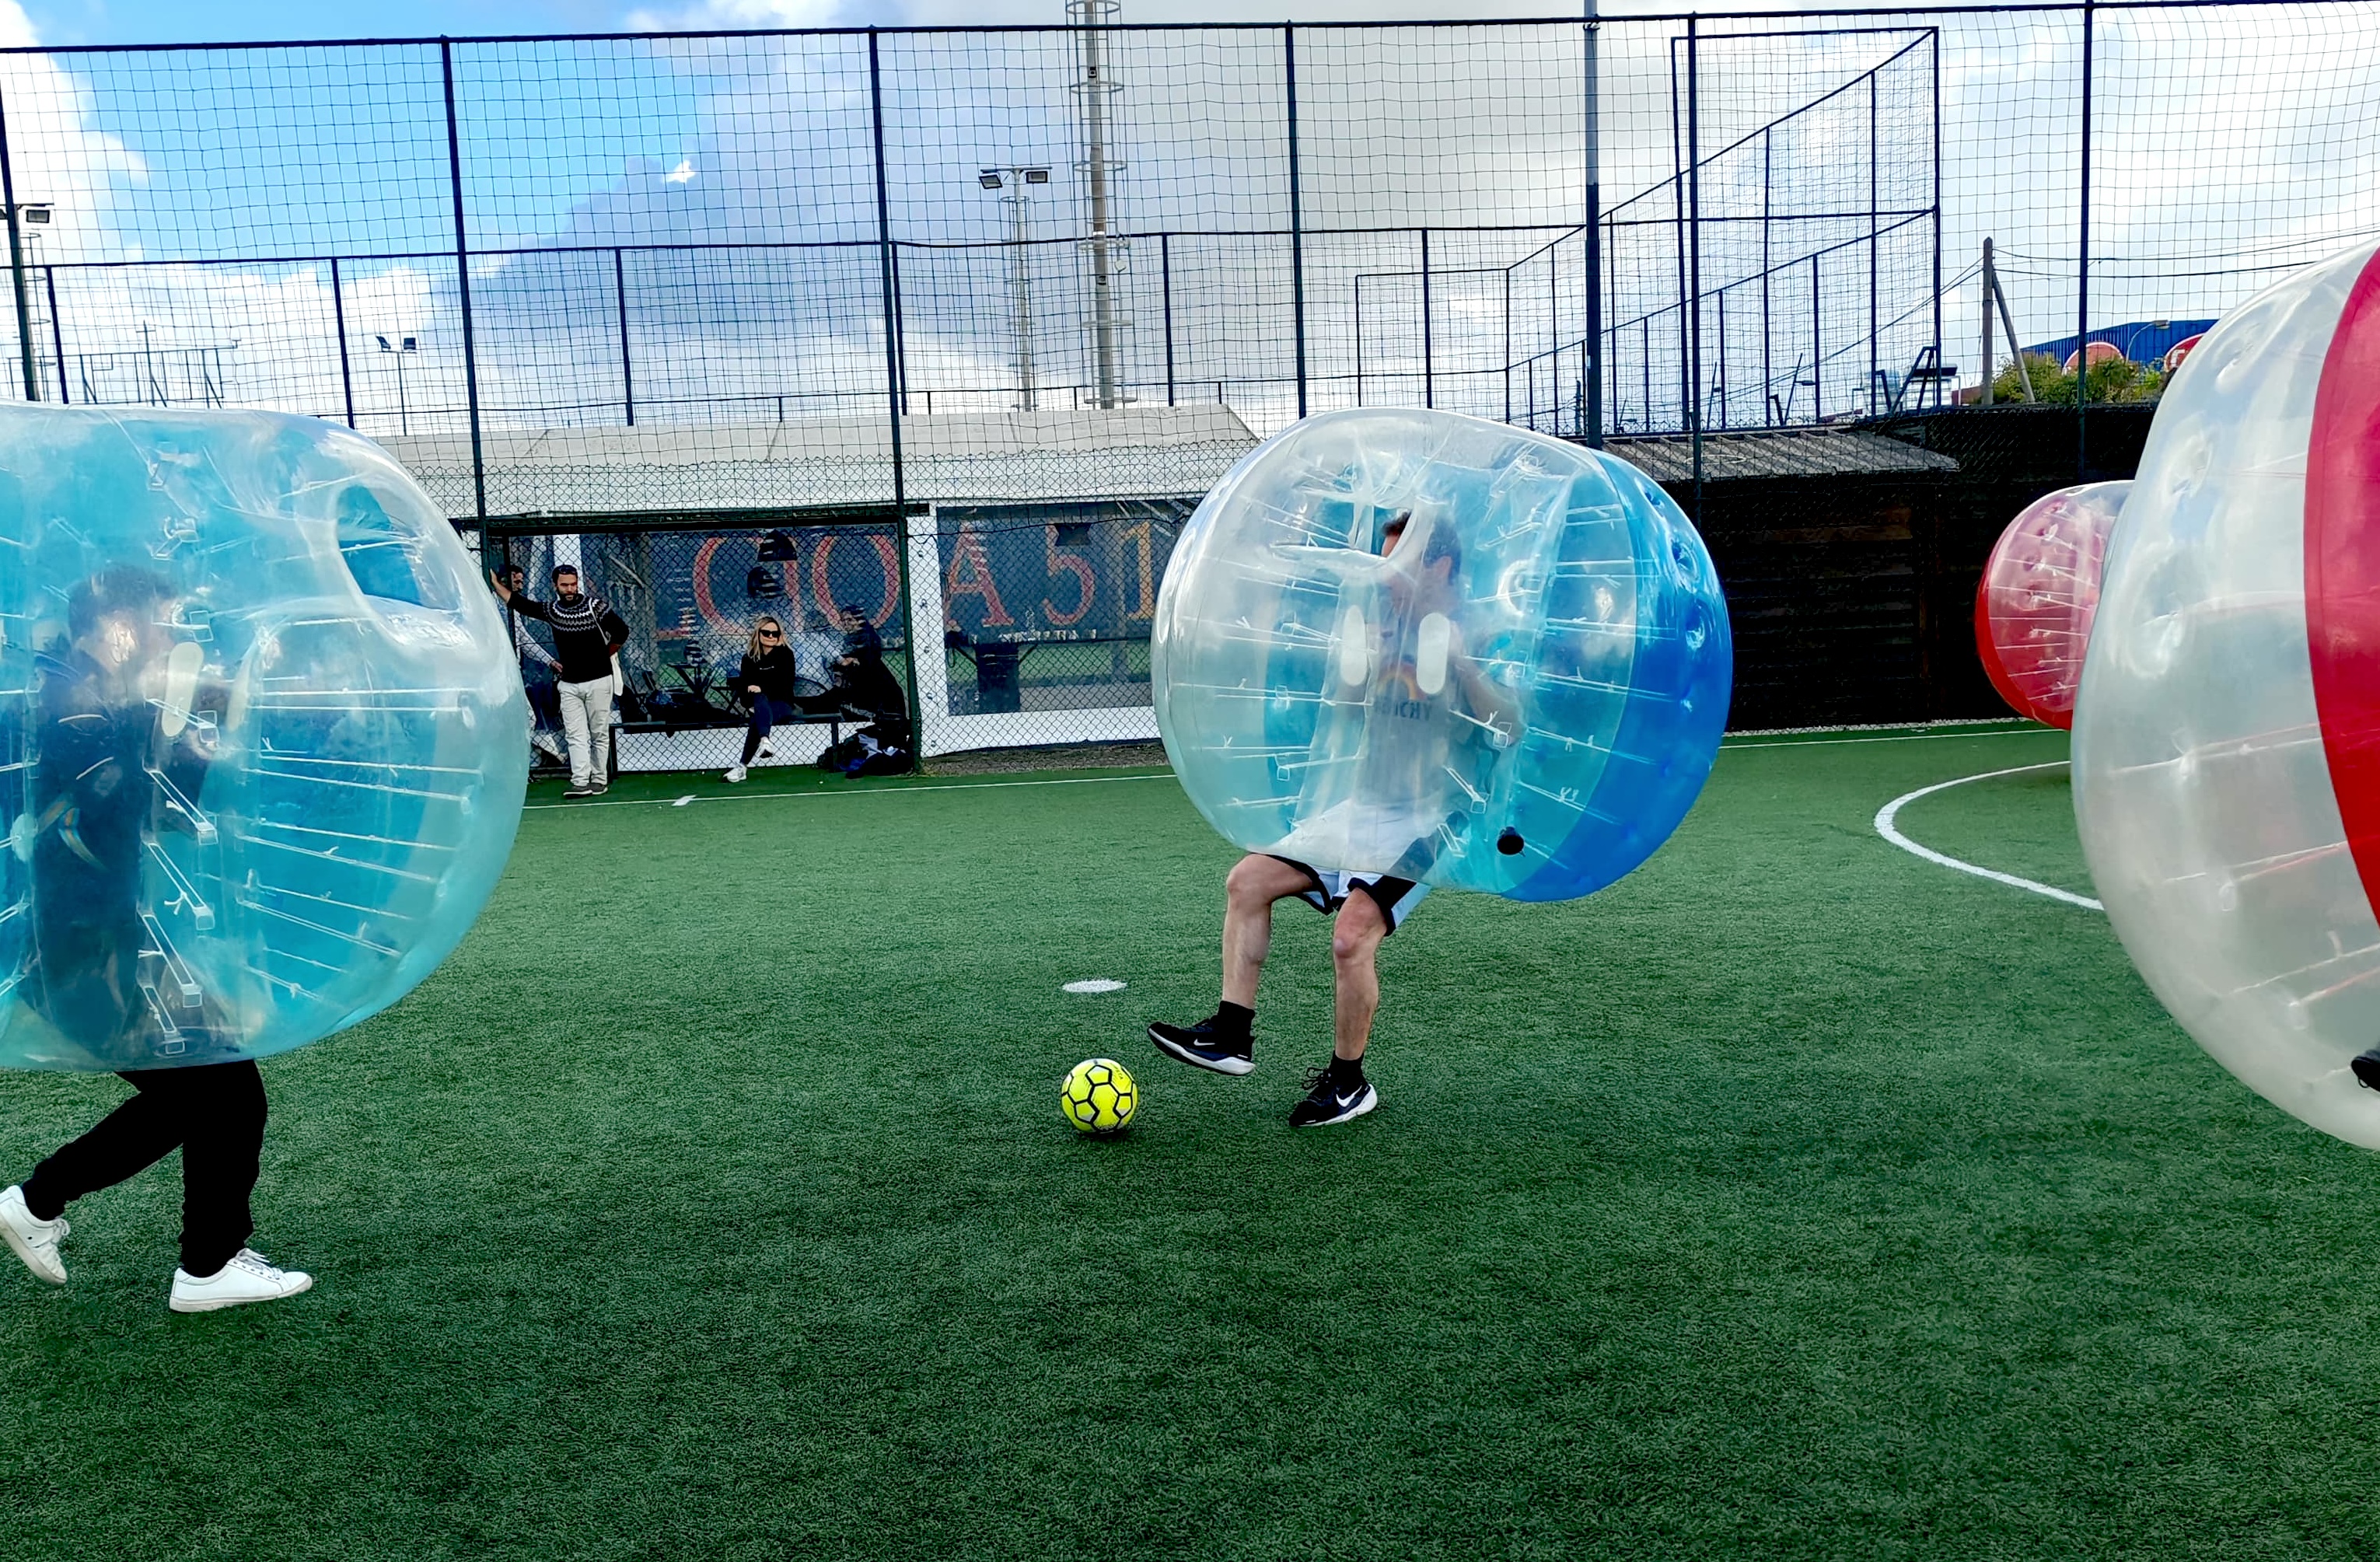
725 615 799 783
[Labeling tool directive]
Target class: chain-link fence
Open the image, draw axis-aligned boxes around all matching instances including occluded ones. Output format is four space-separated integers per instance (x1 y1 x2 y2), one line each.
0 5 2374 757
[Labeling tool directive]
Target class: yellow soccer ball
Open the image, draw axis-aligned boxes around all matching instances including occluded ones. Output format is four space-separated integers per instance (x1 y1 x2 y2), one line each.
1061 1057 1138 1136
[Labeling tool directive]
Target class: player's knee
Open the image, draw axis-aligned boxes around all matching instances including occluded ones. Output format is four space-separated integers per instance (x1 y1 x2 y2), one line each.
1333 901 1386 964
1225 854 1281 906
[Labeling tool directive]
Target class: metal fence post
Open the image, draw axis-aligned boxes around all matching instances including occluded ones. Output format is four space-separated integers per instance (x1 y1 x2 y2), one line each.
1761 128 1771 425
1584 0 1602 447
892 243 909 417
43 266 64 404
1285 24 1306 421
614 246 635 427
1671 38 1688 431
1868 68 1879 412
868 29 924 749
1812 255 1822 421
2077 0 2095 479
1930 28 1943 407
331 255 355 426
1354 273 1367 405
1420 227 1433 409
1686 15 1702 501
439 38 488 520
1161 232 1175 407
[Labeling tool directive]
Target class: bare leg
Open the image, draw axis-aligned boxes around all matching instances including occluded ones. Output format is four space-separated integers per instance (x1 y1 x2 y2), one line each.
1330 890 1389 1062
1221 854 1312 1008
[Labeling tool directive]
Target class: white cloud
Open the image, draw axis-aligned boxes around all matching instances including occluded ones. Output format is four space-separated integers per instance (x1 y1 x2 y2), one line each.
12 0 2380 437
0 4 148 271
625 0 845 29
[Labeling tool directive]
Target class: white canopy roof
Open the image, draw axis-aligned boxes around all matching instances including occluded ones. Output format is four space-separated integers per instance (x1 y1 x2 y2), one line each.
380 404 1260 519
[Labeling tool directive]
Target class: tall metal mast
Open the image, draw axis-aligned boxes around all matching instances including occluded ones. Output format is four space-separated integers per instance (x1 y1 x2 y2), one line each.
981 166 1050 410
1072 0 1123 411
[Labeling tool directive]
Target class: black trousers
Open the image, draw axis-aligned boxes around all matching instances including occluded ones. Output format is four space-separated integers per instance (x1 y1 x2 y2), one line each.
21 1061 266 1277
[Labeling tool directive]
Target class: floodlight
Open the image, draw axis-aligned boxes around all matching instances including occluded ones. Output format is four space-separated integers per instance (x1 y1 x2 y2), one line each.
1024 168 1050 184
21 205 49 224
979 171 1004 190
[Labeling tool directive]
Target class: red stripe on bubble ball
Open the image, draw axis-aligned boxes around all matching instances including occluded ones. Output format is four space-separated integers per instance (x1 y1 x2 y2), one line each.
2306 245 2380 915
1973 574 2038 725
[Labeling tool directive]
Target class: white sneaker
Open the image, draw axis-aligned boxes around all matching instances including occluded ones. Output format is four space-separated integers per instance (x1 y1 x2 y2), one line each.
169 1248 313 1313
724 764 747 783
0 1185 66 1284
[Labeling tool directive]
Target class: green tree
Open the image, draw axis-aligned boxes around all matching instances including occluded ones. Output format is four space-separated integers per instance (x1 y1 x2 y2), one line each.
1992 350 2166 406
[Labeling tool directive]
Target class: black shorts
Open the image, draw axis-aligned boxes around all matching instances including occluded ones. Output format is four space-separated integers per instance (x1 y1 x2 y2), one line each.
1266 856 1430 935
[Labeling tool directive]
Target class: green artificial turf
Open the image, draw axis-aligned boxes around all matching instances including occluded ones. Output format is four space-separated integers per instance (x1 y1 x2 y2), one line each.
5 726 2380 1560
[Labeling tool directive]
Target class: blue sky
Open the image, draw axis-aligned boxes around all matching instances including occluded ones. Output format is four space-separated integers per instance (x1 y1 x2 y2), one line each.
5 0 2371 435
13 0 1567 48
23 2 636 44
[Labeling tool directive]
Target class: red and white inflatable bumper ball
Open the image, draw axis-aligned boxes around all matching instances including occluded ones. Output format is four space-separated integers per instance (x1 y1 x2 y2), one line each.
1974 481 2129 730
2062 339 2127 376
2074 240 2380 1147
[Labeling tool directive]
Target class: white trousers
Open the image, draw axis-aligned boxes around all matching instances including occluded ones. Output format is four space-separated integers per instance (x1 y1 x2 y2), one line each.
557 676 613 786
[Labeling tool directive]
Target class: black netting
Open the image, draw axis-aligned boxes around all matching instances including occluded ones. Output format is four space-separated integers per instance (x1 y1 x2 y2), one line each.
0 7 2368 752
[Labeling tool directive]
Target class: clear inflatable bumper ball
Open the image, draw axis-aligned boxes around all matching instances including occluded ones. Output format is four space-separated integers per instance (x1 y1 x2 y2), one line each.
1974 480 2129 730
0 406 529 1071
2074 239 2380 1147
1153 409 1731 902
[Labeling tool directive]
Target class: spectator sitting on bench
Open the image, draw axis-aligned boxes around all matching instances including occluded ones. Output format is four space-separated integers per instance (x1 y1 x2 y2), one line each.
830 604 905 726
725 615 798 784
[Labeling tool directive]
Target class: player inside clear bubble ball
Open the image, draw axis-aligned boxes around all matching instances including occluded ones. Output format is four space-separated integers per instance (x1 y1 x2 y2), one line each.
0 564 314 1312
1150 510 1466 1130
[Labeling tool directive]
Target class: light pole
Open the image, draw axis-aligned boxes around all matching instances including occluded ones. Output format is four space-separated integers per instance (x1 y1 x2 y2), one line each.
376 333 418 434
1071 0 1123 411
979 166 1050 411
4 201 49 401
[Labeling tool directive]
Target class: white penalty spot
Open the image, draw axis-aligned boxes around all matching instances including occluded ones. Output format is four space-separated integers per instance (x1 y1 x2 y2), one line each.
1063 979 1127 994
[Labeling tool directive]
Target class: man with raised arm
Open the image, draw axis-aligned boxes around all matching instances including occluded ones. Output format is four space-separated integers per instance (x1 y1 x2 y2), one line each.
491 563 630 799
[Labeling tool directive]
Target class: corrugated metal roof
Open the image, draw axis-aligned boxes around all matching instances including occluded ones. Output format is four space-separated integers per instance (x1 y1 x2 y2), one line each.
1606 426 1961 484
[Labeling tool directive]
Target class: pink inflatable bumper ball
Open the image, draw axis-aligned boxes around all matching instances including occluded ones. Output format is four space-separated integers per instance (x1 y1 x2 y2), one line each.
1973 482 2128 729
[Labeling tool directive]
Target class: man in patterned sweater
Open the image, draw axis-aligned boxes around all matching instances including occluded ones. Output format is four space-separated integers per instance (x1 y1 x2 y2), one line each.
491 564 631 798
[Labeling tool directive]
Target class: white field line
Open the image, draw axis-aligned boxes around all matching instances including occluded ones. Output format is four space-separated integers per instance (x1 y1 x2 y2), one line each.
1721 726 2050 752
524 771 1175 812
1872 760 2105 912
522 722 2056 816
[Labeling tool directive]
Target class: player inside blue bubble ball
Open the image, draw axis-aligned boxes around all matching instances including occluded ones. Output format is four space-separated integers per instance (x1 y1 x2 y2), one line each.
0 567 312 1311
1148 409 1730 1126
1149 511 1460 1127
0 401 525 1314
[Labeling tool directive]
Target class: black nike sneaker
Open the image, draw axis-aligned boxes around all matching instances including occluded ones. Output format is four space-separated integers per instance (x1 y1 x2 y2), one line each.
2354 1047 2380 1092
1148 1016 1254 1076
1288 1064 1378 1127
